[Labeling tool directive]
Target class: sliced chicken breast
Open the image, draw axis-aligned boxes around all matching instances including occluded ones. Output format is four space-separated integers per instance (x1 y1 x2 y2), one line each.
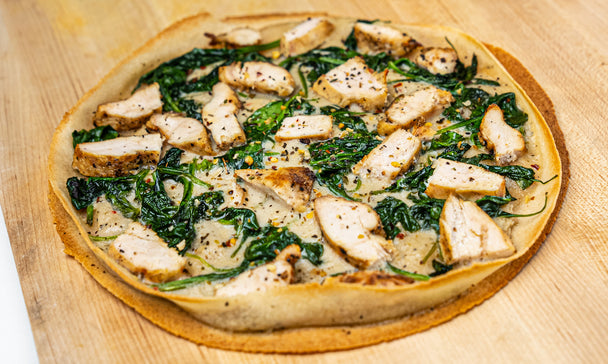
108 222 187 283
275 115 333 142
202 82 246 150
94 83 163 131
379 85 454 135
353 22 420 58
280 17 335 56
425 158 506 199
215 244 301 297
72 134 163 177
235 167 315 212
312 56 387 111
439 194 515 264
352 129 421 188
218 61 295 97
411 47 459 75
209 27 262 47
147 113 214 155
314 196 392 269
479 104 526 165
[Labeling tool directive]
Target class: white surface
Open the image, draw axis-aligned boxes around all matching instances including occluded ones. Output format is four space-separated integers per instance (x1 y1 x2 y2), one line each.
0 204 39 363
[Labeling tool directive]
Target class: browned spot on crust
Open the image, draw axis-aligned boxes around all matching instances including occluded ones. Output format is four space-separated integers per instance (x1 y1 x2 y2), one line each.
338 271 414 286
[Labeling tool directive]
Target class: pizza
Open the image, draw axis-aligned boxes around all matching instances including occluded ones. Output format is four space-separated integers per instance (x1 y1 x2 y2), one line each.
48 13 567 352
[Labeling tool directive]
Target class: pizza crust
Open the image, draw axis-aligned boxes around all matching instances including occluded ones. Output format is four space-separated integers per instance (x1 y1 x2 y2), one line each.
48 12 568 352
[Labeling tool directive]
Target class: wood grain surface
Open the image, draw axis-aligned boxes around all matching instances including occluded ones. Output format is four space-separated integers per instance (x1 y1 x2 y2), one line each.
1 0 607 362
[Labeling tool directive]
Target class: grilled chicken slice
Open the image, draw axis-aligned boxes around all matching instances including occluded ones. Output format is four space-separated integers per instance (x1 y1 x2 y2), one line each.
94 83 163 131
354 22 420 58
235 167 315 212
479 104 526 165
314 196 392 269
207 27 262 47
275 115 333 142
425 158 506 199
352 129 421 188
147 113 213 155
215 245 301 297
439 194 515 264
411 47 459 75
379 85 454 135
218 61 295 97
108 222 187 283
312 56 388 111
73 134 163 177
202 82 246 150
280 17 335 56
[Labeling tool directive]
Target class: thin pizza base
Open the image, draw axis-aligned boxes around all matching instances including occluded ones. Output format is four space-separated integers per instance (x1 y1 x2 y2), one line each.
48 13 568 352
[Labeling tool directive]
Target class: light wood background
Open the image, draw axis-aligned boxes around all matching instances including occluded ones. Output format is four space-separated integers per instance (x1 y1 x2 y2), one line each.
1 0 607 362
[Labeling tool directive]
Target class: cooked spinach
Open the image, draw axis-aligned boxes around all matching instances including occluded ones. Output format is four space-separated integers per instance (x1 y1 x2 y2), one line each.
388 55 485 91
381 165 434 195
72 125 118 148
386 262 430 281
374 197 420 239
427 131 464 151
280 46 391 88
218 142 265 170
308 132 381 200
243 95 316 142
320 105 369 133
66 169 148 213
408 194 445 233
428 260 453 277
136 41 278 120
155 225 324 291
475 194 515 217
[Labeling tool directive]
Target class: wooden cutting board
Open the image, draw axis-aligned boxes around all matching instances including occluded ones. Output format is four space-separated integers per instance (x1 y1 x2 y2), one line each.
1 0 607 362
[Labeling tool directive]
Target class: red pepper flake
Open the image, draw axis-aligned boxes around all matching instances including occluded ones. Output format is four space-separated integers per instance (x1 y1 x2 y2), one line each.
112 211 117 214
199 65 206 70
396 233 405 239
186 69 193 75
146 178 152 183
153 286 159 291
395 82 402 87
96 197 101 203
531 164 540 170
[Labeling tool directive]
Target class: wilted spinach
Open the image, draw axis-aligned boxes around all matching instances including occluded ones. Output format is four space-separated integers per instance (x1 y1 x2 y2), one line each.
374 197 420 239
136 41 278 120
308 132 381 200
72 125 118 148
218 142 265 170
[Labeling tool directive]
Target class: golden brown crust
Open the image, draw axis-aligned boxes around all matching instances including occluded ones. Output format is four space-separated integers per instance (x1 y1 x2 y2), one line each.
48 12 569 353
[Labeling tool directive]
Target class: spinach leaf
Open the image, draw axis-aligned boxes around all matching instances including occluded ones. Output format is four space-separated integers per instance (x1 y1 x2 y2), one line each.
218 142 265 170
386 263 430 281
243 95 298 142
66 170 148 212
213 207 260 240
72 126 118 148
381 165 434 194
478 164 541 190
427 131 464 151
308 132 381 199
475 194 515 217
408 194 445 232
374 197 420 239
388 55 479 92
245 226 324 266
428 260 453 277
320 105 369 133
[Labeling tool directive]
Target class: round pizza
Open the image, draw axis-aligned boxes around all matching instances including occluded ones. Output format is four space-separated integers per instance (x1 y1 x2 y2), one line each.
48 13 567 352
